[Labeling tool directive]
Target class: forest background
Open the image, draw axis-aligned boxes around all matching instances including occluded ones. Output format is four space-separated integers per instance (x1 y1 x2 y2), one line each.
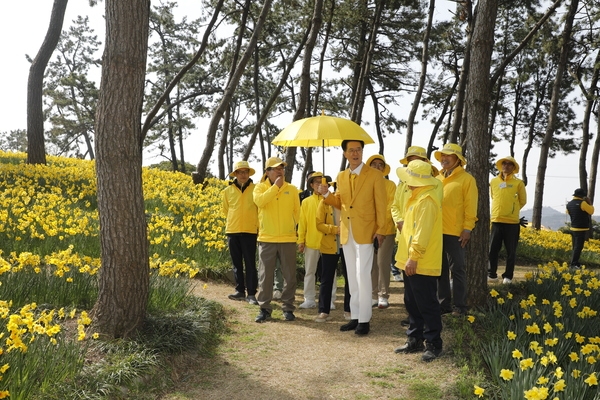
0 0 593 216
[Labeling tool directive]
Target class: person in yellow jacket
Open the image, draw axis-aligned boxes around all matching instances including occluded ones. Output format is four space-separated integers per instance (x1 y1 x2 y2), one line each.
391 146 442 283
393 160 443 362
314 185 341 322
366 154 396 309
488 156 527 284
317 140 387 336
297 172 337 309
222 160 259 305
253 157 300 323
435 143 478 316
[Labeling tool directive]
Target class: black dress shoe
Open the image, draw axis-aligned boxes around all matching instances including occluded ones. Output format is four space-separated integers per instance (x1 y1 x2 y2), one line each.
283 311 295 321
340 319 358 331
355 322 370 335
255 308 271 323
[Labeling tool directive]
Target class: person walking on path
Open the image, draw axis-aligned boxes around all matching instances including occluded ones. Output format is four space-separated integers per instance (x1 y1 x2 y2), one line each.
488 156 527 284
567 188 595 269
366 154 396 309
222 160 259 305
435 143 478 316
314 188 341 322
253 157 300 323
317 140 387 335
393 160 444 362
297 172 337 309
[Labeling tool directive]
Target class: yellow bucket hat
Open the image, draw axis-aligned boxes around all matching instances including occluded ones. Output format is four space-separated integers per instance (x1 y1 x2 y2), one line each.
434 143 467 166
366 154 391 176
397 160 437 187
229 160 256 177
264 157 287 169
495 156 520 174
400 146 430 165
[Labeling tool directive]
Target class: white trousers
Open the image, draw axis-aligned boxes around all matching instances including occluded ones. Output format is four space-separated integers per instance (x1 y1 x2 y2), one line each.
303 247 320 302
343 226 374 323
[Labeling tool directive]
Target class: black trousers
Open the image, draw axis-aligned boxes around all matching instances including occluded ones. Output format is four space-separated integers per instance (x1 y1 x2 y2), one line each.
403 272 443 349
318 253 340 314
228 233 258 295
488 222 520 279
570 230 587 268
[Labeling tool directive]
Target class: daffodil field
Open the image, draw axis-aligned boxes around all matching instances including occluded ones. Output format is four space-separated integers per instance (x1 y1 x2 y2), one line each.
0 151 229 398
472 262 600 399
518 229 600 268
3 150 600 399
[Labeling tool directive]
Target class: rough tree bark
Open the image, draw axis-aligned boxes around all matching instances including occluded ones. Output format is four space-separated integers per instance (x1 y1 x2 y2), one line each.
26 0 69 165
92 0 151 338
532 0 579 229
464 0 498 308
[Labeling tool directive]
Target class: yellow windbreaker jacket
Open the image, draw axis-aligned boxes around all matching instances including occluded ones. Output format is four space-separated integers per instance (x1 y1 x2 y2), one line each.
253 179 300 243
490 173 526 224
395 185 442 276
437 166 478 236
381 179 398 235
221 180 258 234
316 200 339 255
297 193 324 249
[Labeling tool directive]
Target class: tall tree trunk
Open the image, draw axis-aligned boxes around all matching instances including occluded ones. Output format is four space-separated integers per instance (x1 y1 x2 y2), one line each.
427 78 459 159
283 0 323 182
92 0 150 339
532 0 579 229
27 0 69 165
449 1 473 144
571 49 600 192
589 118 600 204
194 0 273 184
405 0 435 153
464 0 498 309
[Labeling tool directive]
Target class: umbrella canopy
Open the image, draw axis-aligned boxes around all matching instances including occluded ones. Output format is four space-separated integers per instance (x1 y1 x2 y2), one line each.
272 115 375 148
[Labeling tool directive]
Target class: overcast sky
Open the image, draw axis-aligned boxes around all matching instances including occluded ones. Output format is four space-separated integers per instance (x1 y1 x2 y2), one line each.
0 1 586 214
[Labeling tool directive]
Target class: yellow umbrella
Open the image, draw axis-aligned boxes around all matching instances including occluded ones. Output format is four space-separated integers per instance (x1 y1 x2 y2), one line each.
272 114 375 148
272 114 375 184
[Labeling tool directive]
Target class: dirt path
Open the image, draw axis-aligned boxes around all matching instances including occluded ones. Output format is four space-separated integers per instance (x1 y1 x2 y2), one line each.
161 275 472 400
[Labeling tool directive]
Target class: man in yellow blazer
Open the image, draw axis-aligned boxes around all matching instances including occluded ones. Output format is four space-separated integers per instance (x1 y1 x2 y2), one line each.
317 140 387 335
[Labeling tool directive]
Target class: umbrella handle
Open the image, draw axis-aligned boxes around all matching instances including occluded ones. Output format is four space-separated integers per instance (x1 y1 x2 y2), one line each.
321 177 327 186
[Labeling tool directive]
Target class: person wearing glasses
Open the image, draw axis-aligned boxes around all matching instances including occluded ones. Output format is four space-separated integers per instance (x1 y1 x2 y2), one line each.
488 156 527 284
253 157 300 323
317 140 387 335
222 160 259 305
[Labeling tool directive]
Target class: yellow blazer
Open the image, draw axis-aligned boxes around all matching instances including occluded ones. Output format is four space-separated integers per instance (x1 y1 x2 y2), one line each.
324 165 387 245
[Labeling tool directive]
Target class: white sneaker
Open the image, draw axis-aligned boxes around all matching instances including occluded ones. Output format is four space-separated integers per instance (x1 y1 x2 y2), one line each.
372 298 379 307
315 313 332 322
344 312 352 320
487 276 498 282
378 297 389 309
330 302 336 310
393 274 403 282
502 278 512 284
299 300 317 309
273 290 282 300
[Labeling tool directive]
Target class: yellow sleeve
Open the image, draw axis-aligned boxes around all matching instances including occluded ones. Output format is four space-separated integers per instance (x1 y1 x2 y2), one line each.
463 175 478 231
518 180 527 210
391 183 407 223
297 202 308 244
221 188 229 217
582 201 595 215
253 182 278 209
408 197 437 261
316 201 337 235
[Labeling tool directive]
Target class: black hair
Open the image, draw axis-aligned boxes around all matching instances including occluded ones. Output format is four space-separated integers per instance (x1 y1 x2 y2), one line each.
341 140 364 151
